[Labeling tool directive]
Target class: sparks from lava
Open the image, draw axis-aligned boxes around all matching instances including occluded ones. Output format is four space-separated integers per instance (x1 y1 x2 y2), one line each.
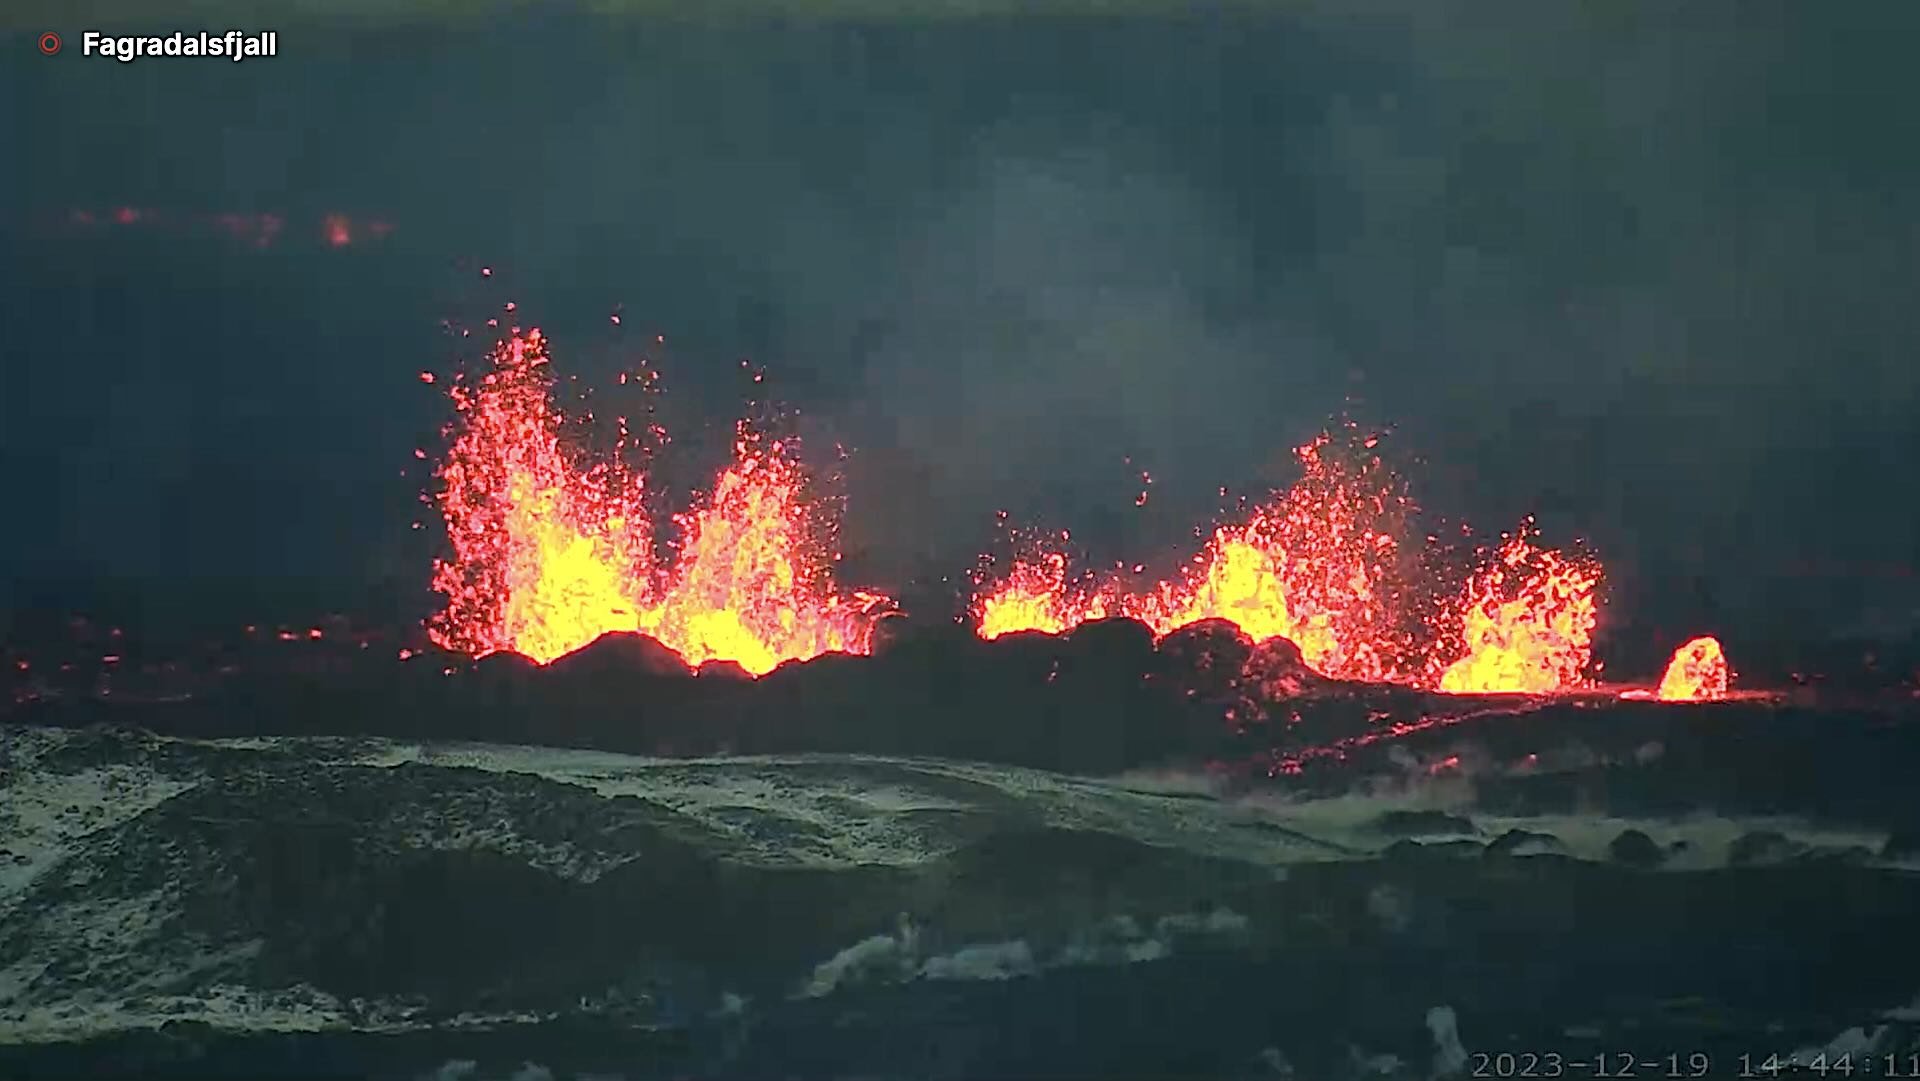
1435 527 1602 694
427 326 887 675
974 428 1424 682
1655 635 1731 701
973 540 1118 641
972 430 1604 694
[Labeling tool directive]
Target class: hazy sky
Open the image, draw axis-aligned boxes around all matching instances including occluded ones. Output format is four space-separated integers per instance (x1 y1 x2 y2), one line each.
5 4 1918 659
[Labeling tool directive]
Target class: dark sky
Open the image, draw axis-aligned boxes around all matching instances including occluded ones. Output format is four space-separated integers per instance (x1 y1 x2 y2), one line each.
4 4 1918 663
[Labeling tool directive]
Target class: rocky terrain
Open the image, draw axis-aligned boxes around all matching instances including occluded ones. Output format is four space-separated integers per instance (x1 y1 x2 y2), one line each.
4 620 1920 1079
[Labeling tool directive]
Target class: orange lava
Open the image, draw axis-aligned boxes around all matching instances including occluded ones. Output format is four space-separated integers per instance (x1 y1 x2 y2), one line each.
974 549 1116 641
972 434 1606 693
1655 635 1730 701
428 328 885 674
1134 434 1413 681
1436 530 1601 694
640 428 889 673
973 430 1424 682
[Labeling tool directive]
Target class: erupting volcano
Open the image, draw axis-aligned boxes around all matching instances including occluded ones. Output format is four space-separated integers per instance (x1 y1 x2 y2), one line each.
972 433 1604 695
973 432 1420 682
425 319 1720 699
427 327 887 674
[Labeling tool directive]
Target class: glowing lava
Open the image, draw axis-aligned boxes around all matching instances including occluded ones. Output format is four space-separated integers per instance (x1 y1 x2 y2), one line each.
974 549 1115 641
1436 531 1601 694
640 429 889 673
1129 434 1413 681
972 434 1605 693
974 431 1423 682
1655 635 1730 701
435 329 1608 691
428 328 885 674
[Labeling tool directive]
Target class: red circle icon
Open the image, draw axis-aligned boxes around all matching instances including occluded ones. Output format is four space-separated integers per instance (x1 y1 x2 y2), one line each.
39 32 62 55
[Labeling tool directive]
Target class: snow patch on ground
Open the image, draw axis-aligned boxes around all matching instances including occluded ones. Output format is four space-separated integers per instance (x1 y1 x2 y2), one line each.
0 981 346 1043
377 800 642 884
921 940 1037 982
1428 1005 1468 1077
797 905 1252 999
0 729 198 913
1214 785 1890 871
308 741 1348 870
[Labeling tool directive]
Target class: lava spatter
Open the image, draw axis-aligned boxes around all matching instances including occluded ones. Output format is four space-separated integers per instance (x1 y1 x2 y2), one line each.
428 329 654 665
974 546 1117 642
971 428 1427 683
1435 528 1602 695
428 328 886 674
1656 636 1730 701
638 426 888 673
969 434 1605 694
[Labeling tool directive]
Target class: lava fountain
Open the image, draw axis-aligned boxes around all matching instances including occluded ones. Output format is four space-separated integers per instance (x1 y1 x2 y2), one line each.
972 431 1605 694
973 548 1117 642
1435 529 1602 694
1655 635 1731 701
428 327 886 674
640 426 890 674
975 430 1422 681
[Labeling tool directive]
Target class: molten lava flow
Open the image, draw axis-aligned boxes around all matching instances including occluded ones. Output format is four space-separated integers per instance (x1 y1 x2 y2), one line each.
429 328 885 674
972 430 1418 681
1655 635 1730 701
1436 531 1601 694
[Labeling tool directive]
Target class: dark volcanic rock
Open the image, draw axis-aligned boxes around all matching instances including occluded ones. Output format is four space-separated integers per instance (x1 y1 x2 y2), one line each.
1153 619 1256 702
1066 616 1158 662
466 649 542 696
696 660 755 682
1608 828 1666 868
441 651 545 739
1144 620 1360 743
1241 635 1328 699
548 631 691 680
12 725 1920 1080
1371 809 1479 837
10 611 1920 827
